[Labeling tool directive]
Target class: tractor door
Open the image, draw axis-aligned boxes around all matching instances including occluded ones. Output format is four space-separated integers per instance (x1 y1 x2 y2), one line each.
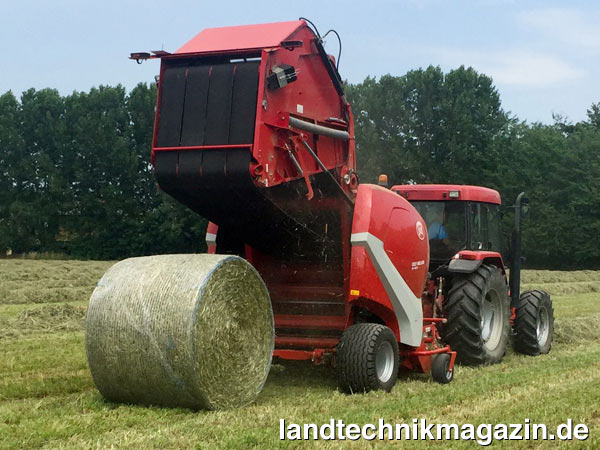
468 203 502 253
410 201 468 269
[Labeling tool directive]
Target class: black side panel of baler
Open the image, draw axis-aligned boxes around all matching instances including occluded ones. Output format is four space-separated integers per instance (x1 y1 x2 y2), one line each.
178 150 203 191
154 151 178 191
180 65 210 146
204 64 234 146
157 61 259 147
229 62 260 145
156 67 187 147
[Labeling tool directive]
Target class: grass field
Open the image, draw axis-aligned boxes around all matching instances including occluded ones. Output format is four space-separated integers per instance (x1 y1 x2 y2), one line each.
0 259 599 449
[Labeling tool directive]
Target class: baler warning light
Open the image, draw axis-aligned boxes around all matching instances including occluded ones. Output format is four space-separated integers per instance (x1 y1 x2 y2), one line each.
449 191 460 198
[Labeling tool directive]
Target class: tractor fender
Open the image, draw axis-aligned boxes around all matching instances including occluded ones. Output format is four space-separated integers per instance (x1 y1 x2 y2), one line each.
448 258 483 273
448 250 505 274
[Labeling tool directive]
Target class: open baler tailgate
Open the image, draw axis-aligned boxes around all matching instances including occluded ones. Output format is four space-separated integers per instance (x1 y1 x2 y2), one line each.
151 20 356 260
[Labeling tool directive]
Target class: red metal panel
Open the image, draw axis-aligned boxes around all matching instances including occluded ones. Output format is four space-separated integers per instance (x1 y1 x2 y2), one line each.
273 349 332 363
273 349 314 361
206 222 218 254
455 250 503 261
250 25 355 190
351 184 429 298
275 336 339 349
274 314 347 330
175 21 304 54
349 184 429 343
268 285 343 301
392 184 501 205
454 250 506 274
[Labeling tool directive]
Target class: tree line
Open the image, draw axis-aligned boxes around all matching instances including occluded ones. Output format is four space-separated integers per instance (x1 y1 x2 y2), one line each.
0 85 207 259
346 66 600 269
0 66 598 268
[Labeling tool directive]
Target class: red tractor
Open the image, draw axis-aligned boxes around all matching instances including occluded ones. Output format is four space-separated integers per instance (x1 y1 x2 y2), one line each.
391 184 554 365
130 19 553 394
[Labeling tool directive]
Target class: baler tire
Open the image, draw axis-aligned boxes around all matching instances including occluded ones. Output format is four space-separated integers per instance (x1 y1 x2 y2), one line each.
513 290 554 356
431 353 454 384
336 323 399 394
440 264 510 365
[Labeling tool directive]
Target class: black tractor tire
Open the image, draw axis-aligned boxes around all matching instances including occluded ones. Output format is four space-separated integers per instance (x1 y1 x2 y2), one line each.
440 264 511 365
336 323 399 393
431 353 454 384
513 290 554 355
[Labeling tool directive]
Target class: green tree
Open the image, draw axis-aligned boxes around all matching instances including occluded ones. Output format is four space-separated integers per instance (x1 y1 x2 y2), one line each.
347 66 510 187
0 89 67 252
586 103 600 129
0 91 23 252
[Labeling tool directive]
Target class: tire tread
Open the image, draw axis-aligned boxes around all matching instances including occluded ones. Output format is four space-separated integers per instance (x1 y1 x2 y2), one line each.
337 323 398 393
440 264 510 365
513 289 554 355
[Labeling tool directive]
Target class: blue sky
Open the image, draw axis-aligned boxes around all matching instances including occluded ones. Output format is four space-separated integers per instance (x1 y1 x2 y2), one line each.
1 0 599 123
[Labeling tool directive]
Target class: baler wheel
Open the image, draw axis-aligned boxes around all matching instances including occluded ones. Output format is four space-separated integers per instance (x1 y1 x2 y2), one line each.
431 353 454 384
441 264 510 365
513 290 554 355
336 323 399 393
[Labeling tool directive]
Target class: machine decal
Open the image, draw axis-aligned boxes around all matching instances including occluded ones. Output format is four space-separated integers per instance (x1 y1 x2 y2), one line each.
351 232 424 346
411 260 425 270
416 221 425 240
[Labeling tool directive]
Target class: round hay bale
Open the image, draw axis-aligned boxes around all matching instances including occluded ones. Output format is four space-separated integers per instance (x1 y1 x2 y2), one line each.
85 254 274 410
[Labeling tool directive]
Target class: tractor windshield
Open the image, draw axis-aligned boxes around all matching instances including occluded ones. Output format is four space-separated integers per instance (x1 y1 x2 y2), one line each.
411 201 467 261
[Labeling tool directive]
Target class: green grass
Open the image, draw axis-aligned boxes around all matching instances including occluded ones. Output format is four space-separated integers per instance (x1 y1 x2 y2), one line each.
0 260 113 305
0 261 599 449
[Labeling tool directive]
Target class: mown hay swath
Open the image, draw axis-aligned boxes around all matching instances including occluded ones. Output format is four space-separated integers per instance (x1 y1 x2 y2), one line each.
85 254 274 410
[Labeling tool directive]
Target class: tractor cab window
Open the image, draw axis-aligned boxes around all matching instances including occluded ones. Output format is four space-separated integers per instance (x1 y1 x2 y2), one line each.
411 201 466 261
470 203 502 252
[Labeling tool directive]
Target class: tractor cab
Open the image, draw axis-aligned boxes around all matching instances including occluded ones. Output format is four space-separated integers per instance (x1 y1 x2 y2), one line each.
391 184 503 271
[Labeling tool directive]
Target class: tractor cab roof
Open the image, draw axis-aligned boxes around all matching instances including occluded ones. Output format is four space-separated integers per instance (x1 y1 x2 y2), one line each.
391 184 501 205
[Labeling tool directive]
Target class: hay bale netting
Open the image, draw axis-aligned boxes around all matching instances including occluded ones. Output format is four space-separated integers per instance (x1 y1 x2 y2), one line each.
85 254 274 410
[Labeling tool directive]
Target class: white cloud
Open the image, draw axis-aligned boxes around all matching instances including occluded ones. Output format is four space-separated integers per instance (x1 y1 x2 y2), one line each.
434 48 586 88
479 50 585 87
518 7 600 50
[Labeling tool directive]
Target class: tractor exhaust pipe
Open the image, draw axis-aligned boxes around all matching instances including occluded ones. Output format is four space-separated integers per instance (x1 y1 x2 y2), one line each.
509 192 528 307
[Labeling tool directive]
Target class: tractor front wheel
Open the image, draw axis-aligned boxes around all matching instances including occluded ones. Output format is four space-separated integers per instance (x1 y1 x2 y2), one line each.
441 264 510 365
513 290 554 355
336 323 399 393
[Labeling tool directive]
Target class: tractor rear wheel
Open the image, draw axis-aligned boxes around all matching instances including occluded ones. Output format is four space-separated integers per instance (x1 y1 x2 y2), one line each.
336 323 399 393
441 264 510 365
513 290 554 355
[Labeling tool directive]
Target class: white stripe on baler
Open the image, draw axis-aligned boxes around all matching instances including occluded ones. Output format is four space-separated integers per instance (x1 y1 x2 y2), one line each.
205 233 217 245
351 232 423 347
